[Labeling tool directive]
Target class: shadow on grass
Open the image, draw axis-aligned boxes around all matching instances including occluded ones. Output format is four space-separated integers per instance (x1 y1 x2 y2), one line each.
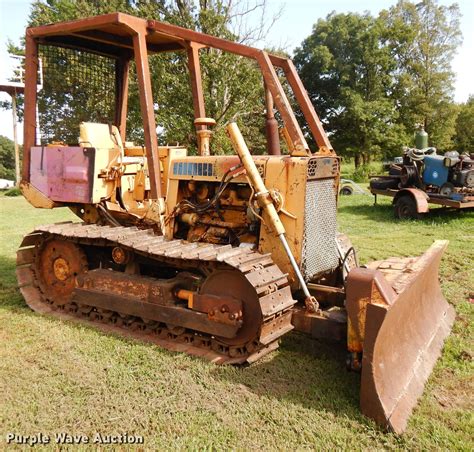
0 255 28 310
339 201 470 225
0 254 372 428
212 333 371 427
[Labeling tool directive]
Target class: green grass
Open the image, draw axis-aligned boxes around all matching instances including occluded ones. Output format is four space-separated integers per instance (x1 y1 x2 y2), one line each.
0 195 472 449
2 187 21 197
340 161 383 182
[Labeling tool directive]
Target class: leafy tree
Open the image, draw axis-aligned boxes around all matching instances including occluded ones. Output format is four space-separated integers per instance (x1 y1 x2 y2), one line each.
454 96 474 152
0 41 25 116
143 1 268 153
0 136 17 180
294 12 408 166
381 0 462 150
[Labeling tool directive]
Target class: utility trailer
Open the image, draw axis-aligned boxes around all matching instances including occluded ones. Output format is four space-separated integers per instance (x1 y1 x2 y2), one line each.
370 132 473 218
370 184 474 219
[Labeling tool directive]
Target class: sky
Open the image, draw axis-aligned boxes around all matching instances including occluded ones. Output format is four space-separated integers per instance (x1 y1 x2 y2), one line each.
0 0 472 143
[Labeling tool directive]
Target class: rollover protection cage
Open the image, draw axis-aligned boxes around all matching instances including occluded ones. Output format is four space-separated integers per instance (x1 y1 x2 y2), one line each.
36 45 116 145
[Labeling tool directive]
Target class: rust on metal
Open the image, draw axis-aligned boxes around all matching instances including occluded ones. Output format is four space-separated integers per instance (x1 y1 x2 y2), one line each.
132 30 161 199
111 246 130 264
279 59 333 152
291 306 346 342
257 51 309 154
16 12 455 434
264 84 281 155
176 289 243 326
17 222 297 364
22 11 334 178
73 287 239 338
346 240 454 433
79 268 197 306
194 118 216 157
35 239 87 305
186 42 206 127
22 32 38 180
393 188 430 213
345 268 396 353
115 57 130 141
52 257 70 281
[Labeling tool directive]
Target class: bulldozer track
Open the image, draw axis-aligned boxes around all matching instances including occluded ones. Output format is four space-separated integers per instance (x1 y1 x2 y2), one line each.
16 222 296 364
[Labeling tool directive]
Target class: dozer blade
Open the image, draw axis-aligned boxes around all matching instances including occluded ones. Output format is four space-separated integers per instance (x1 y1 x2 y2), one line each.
346 240 455 433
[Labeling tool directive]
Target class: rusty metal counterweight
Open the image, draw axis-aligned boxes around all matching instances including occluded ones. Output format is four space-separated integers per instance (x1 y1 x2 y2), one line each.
16 222 296 364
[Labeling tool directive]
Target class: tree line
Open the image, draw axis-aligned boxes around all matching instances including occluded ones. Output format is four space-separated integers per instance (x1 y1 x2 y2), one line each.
1 0 472 173
295 0 472 166
0 136 17 180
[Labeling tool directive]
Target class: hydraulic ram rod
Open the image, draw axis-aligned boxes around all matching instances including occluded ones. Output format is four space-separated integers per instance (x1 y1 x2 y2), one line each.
227 122 318 311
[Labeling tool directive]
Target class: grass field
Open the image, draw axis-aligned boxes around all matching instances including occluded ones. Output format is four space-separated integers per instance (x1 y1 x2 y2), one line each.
0 193 472 449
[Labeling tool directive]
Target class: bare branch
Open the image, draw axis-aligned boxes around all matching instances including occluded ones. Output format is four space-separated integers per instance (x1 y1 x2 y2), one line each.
224 0 284 46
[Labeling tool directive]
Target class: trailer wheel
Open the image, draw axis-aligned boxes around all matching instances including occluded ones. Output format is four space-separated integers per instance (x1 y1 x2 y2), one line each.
340 186 353 196
394 195 421 220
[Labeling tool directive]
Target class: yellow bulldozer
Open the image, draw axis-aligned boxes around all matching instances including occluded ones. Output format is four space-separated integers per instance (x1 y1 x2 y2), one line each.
16 13 454 433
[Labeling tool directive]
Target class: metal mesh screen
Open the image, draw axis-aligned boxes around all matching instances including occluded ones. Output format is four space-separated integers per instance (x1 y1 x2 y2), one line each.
301 178 340 279
37 45 116 145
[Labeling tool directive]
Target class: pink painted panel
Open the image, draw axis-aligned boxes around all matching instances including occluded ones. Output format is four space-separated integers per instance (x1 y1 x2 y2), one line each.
30 146 94 203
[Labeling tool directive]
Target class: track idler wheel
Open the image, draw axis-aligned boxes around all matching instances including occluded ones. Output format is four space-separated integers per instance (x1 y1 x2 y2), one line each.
36 239 87 306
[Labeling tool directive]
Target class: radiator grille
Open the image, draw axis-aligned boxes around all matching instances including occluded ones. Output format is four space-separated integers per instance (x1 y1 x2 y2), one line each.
302 179 340 280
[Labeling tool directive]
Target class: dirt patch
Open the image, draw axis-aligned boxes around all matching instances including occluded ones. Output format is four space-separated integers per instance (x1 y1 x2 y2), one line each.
433 369 474 411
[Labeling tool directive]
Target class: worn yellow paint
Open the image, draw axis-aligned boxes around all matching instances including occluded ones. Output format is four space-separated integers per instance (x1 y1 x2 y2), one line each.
20 181 57 209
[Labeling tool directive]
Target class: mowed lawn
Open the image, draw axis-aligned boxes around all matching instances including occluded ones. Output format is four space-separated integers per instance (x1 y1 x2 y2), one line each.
0 193 472 449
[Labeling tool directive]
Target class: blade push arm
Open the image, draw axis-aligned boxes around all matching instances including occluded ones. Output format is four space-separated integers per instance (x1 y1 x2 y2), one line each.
226 122 318 312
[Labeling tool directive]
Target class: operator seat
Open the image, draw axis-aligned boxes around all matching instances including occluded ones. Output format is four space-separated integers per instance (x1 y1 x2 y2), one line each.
79 122 124 154
79 122 148 173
